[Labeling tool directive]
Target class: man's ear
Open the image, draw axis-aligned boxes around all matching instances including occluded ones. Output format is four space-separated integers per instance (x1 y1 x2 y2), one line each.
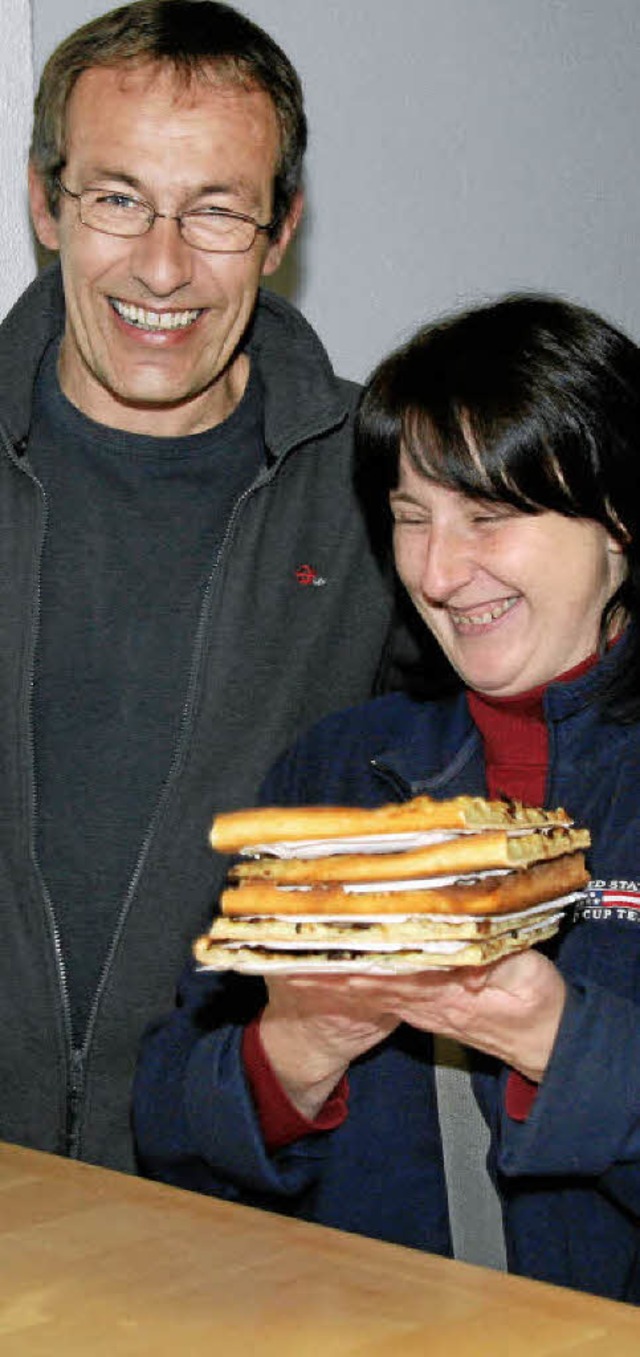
28 162 60 252
261 189 304 278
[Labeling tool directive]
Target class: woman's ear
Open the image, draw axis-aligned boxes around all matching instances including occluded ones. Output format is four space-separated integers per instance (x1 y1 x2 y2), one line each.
606 532 630 608
606 529 630 565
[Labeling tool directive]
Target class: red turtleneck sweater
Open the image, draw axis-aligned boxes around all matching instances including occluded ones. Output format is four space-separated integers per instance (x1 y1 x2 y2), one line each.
466 655 597 1117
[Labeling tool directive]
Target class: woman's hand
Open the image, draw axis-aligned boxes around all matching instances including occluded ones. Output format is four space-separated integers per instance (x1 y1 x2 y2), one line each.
259 974 400 1119
344 948 568 1083
259 949 567 1119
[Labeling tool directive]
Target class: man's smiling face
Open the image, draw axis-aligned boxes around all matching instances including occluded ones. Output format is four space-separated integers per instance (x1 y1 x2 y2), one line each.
29 61 299 436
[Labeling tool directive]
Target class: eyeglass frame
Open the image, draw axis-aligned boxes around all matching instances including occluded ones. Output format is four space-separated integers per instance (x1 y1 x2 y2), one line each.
55 177 277 254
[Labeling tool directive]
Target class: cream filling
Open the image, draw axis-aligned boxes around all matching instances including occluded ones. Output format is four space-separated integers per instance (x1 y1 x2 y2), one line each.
225 936 476 955
111 299 202 330
240 824 561 860
271 869 513 893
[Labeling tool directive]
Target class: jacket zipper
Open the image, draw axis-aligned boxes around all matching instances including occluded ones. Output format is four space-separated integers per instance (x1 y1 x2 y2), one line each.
75 454 293 1152
369 759 413 801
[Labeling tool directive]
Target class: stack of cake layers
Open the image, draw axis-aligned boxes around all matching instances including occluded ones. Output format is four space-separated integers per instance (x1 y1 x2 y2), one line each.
194 795 590 974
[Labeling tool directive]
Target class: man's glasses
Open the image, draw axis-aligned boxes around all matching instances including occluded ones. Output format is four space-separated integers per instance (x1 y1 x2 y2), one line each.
56 178 276 254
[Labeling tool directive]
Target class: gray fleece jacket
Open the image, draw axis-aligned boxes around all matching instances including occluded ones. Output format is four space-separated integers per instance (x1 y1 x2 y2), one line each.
0 265 397 1171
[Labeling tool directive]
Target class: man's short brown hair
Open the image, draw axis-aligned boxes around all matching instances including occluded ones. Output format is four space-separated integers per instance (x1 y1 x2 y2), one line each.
31 0 307 235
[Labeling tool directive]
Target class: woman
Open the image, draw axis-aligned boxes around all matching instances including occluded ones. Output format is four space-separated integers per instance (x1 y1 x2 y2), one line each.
134 294 640 1303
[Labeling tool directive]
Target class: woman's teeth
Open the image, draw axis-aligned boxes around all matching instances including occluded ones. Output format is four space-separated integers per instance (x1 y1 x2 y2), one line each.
111 299 201 330
450 597 518 627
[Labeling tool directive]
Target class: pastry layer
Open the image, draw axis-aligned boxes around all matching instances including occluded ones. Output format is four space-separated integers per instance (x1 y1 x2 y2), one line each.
221 852 589 917
194 916 561 973
210 795 572 854
229 826 590 884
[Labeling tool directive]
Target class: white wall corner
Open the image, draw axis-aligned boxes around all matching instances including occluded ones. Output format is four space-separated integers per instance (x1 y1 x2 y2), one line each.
0 0 36 319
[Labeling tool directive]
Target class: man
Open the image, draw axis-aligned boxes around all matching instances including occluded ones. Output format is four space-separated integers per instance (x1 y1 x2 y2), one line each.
0 0 401 1173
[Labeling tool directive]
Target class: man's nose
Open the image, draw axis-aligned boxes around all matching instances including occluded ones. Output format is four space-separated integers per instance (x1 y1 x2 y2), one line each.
129 216 194 296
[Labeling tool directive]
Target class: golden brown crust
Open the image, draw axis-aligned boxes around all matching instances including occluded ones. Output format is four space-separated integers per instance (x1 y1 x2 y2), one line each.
229 826 590 885
221 852 589 917
210 795 572 854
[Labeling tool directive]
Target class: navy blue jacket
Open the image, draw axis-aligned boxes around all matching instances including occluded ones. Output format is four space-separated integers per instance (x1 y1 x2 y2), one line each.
134 652 640 1303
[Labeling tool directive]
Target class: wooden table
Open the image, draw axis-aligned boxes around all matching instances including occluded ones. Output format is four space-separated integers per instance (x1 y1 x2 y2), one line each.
0 1142 639 1354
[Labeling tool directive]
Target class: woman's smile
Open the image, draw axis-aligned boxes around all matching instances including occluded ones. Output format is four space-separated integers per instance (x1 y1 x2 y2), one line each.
446 595 521 631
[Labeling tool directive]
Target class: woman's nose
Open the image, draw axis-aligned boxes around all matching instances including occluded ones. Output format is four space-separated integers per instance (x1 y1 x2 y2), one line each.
419 523 475 601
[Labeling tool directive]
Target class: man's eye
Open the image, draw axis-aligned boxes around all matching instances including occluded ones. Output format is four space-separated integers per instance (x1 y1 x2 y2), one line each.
96 192 142 211
195 207 240 221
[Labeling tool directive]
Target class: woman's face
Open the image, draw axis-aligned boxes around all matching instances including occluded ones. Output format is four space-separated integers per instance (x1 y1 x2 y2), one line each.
390 452 627 696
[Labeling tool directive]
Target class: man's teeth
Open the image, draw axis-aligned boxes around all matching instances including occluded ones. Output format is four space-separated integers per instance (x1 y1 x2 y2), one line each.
450 597 517 626
111 300 201 330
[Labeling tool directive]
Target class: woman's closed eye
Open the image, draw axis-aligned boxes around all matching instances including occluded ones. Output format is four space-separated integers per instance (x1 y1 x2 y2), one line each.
391 511 431 527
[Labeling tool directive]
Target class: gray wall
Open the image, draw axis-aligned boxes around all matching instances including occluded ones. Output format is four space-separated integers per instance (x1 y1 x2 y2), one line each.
0 0 35 317
33 0 640 381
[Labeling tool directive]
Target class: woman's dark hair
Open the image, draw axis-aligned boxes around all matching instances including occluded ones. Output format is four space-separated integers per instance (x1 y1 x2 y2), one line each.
356 293 640 719
31 0 306 235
